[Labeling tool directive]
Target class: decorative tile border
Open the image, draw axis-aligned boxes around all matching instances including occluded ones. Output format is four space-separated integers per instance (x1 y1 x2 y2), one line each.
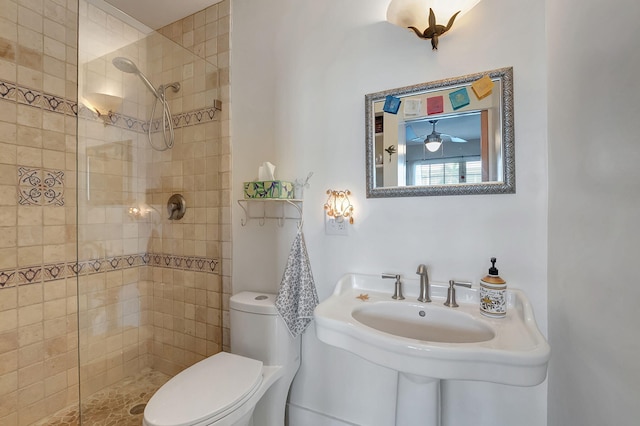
172 107 221 129
0 79 219 131
17 166 65 206
0 80 77 115
149 253 219 273
0 81 16 101
0 271 16 288
0 252 219 289
81 105 221 134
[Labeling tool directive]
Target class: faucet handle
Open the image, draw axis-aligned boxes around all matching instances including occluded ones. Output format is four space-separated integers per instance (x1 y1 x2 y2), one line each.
444 280 472 307
382 273 404 300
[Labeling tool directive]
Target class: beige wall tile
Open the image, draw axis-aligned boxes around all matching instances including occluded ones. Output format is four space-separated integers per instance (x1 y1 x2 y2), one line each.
43 280 65 301
17 105 42 129
18 303 42 327
16 145 41 166
42 111 65 133
0 372 18 398
18 283 42 307
43 316 66 340
18 225 42 246
18 322 43 347
0 392 18 422
0 350 17 376
0 142 17 164
17 245 42 266
0 100 17 124
0 247 17 269
0 227 16 249
17 207 42 227
0 0 231 421
18 399 48 425
17 6 42 35
19 0 44 15
0 37 17 62
0 331 18 355
18 361 43 388
43 243 65 263
0 18 18 44
18 341 43 368
16 125 42 148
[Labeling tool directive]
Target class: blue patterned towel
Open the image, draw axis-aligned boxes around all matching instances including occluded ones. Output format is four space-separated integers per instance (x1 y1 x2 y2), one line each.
275 229 319 337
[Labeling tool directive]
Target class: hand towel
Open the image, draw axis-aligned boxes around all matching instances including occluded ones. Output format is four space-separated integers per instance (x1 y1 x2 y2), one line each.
275 229 319 337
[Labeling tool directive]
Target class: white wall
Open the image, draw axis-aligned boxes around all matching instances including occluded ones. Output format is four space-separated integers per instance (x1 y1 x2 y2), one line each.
547 1 640 425
231 0 548 424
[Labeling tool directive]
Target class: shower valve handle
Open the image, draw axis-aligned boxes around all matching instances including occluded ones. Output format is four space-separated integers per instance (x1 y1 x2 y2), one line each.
167 194 186 220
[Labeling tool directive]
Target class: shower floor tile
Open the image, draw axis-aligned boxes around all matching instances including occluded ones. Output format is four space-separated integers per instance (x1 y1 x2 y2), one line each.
38 369 170 426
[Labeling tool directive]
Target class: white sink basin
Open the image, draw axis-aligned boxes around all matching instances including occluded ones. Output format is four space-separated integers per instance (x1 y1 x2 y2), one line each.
314 273 550 386
352 302 495 343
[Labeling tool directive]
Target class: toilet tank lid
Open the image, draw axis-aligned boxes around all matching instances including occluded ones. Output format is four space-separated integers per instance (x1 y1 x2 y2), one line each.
230 291 277 315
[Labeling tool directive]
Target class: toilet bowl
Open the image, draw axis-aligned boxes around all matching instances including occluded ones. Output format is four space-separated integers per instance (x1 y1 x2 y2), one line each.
143 292 301 426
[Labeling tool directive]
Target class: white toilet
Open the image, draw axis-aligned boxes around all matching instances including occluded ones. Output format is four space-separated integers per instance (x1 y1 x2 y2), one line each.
143 291 301 426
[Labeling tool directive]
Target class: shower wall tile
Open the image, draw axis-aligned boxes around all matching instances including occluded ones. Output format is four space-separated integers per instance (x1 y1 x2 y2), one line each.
149 0 230 361
0 0 78 423
1 0 230 422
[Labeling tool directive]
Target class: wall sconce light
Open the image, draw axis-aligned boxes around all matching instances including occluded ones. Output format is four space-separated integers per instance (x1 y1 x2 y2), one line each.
324 189 355 224
83 92 123 124
386 0 482 50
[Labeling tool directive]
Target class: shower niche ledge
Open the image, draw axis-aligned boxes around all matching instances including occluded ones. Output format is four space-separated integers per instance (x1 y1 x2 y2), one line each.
237 199 303 227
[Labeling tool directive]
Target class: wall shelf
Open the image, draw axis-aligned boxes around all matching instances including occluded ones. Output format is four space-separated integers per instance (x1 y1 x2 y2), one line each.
237 199 303 227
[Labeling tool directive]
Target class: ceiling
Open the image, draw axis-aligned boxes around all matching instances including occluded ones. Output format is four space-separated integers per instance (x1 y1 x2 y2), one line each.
105 0 223 29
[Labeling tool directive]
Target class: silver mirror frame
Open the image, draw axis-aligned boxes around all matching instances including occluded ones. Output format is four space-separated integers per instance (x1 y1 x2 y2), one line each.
365 67 515 198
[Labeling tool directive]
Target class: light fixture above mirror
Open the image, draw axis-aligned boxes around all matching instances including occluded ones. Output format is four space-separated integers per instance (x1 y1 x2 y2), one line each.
387 0 483 50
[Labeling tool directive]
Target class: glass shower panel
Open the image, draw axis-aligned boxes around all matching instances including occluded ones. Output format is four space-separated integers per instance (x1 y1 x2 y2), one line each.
77 0 221 422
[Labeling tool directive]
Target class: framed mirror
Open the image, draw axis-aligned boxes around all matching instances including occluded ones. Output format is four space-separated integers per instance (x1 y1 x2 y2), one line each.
365 67 514 197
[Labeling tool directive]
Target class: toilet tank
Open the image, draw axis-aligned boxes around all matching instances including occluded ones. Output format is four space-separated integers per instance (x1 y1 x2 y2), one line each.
230 292 300 367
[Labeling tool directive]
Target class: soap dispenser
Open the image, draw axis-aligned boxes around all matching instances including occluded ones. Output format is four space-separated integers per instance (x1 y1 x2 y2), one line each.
479 257 507 318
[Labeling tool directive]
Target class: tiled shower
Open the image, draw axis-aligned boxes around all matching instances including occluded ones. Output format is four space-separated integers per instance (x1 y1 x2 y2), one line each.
0 0 231 424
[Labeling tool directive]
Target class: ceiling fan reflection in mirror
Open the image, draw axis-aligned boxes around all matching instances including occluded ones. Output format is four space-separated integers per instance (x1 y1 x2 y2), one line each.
407 120 468 152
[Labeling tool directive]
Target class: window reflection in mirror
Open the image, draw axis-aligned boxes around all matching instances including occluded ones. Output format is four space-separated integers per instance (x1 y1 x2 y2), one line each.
366 68 514 197
406 112 483 186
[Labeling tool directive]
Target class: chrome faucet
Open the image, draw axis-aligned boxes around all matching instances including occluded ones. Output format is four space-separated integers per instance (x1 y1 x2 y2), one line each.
382 273 404 300
416 264 431 302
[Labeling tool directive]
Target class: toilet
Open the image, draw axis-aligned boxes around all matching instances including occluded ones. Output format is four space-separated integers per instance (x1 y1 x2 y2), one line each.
143 291 301 426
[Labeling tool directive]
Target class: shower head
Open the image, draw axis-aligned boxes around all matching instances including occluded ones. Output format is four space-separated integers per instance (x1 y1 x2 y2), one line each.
112 57 139 74
112 57 160 99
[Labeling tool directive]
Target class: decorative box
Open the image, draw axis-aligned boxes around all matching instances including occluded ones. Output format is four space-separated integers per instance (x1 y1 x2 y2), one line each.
449 87 470 110
383 95 401 114
243 181 294 199
471 75 495 100
427 95 444 115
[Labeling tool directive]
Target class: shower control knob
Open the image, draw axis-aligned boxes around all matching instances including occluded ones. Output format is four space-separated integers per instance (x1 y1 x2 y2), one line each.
167 194 186 220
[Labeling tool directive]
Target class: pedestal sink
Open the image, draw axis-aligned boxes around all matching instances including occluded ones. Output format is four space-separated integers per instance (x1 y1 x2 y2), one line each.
314 273 550 426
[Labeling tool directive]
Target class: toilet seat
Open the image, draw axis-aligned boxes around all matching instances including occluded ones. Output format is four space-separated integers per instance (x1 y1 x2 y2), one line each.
144 352 264 426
